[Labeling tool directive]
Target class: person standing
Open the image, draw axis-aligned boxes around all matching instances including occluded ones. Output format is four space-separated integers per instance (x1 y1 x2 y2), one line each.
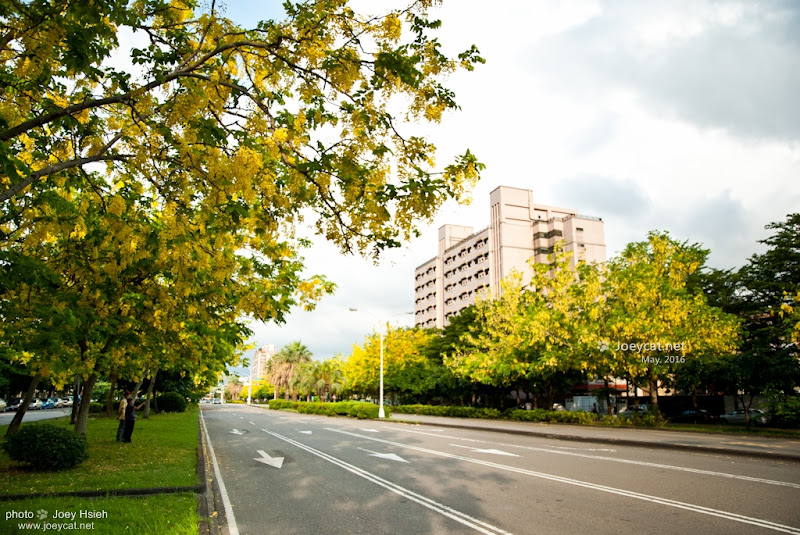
116 392 128 442
122 393 145 443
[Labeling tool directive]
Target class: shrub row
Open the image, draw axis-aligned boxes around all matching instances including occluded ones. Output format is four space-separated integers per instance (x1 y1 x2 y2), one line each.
506 408 598 425
267 400 387 419
393 404 504 419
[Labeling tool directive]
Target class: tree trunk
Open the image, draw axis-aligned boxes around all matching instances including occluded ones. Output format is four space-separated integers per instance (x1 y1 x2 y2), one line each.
6 373 42 436
70 374 82 424
132 365 148 400
144 367 158 418
74 372 99 437
691 389 698 410
105 370 118 417
648 371 660 416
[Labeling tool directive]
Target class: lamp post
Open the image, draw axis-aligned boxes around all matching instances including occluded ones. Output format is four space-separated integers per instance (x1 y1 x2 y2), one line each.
349 307 385 418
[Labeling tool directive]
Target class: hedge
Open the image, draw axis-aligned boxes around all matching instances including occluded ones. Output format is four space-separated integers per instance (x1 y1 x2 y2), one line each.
392 404 503 419
267 400 387 419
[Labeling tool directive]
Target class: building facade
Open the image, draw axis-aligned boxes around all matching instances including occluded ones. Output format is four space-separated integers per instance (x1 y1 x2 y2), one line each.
252 344 276 381
414 185 606 329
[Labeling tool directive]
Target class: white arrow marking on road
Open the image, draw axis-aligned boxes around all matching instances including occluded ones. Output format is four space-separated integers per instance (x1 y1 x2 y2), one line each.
451 444 519 457
358 447 408 463
299 430 312 434
254 450 284 469
230 429 245 435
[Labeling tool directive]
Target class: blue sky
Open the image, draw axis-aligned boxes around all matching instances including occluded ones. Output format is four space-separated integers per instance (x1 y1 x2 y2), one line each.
207 1 800 376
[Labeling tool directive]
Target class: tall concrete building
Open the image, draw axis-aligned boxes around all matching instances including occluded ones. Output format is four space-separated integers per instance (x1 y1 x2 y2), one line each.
414 185 606 329
252 344 276 381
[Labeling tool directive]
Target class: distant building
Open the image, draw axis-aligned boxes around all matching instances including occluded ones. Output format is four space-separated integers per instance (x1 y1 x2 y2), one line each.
414 185 606 328
252 344 276 381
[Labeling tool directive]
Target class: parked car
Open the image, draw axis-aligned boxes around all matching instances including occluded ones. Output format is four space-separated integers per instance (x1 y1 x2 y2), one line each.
29 398 43 410
5 399 22 412
51 398 66 408
618 405 649 418
40 398 55 409
719 409 768 425
61 397 73 407
670 409 715 424
0 399 6 411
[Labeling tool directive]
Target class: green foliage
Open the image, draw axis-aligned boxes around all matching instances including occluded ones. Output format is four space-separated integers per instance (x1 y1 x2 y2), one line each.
268 400 387 419
157 392 188 413
769 396 800 428
393 404 503 419
506 409 597 425
2 424 88 470
89 402 105 413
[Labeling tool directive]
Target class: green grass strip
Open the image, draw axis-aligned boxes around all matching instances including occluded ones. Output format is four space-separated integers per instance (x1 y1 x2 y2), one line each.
0 493 198 535
0 406 199 495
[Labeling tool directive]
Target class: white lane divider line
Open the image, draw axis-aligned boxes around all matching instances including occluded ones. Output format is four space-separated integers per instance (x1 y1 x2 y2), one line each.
262 429 512 535
200 411 239 535
327 428 800 535
394 427 800 489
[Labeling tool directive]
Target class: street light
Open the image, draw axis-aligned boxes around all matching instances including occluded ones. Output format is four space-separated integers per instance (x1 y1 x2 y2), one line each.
349 307 386 418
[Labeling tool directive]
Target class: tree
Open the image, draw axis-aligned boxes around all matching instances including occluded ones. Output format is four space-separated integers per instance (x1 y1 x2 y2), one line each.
446 246 606 404
1 0 484 258
1 0 484 436
344 326 433 402
270 341 312 401
721 214 800 424
605 231 741 416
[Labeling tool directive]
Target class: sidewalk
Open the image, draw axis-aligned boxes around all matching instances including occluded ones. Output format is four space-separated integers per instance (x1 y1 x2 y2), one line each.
387 413 800 462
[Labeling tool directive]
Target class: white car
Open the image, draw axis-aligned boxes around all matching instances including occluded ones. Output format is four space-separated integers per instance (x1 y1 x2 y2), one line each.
719 409 768 425
29 399 43 410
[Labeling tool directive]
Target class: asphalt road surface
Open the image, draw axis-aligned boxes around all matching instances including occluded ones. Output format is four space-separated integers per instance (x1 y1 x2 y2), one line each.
201 404 800 535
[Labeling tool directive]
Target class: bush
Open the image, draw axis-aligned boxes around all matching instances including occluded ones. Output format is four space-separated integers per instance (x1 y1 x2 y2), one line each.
267 400 387 419
393 404 503 419
89 402 105 414
769 396 800 428
2 424 88 471
157 392 188 413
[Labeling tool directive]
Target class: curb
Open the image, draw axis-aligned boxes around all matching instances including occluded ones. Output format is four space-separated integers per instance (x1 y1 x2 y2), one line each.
388 417 800 463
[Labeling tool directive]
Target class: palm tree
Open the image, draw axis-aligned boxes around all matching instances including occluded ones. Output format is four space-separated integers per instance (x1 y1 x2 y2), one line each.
314 358 344 402
274 341 312 401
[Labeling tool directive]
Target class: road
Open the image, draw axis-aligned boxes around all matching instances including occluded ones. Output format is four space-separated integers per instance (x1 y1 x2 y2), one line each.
0 408 72 425
201 404 800 535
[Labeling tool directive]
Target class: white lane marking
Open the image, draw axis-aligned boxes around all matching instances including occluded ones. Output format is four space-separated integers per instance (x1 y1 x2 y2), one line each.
230 429 245 435
239 416 244 419
254 449 284 469
200 411 239 535
327 428 800 534
299 430 312 435
249 421 255 426
394 427 800 490
263 429 512 535
450 444 519 457
358 447 409 463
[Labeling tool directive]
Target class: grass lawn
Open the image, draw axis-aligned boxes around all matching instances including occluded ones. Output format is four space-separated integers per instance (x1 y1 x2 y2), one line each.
0 493 198 535
0 406 201 534
0 407 198 495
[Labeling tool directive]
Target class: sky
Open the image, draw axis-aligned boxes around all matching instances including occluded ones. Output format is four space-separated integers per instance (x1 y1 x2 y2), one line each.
215 0 800 375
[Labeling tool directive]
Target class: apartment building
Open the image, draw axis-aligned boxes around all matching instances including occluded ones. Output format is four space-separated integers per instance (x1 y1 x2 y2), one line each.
252 344 276 381
414 185 606 329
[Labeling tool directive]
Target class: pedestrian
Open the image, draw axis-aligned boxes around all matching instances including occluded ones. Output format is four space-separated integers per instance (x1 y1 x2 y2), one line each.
122 393 145 443
591 403 598 415
116 392 128 442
